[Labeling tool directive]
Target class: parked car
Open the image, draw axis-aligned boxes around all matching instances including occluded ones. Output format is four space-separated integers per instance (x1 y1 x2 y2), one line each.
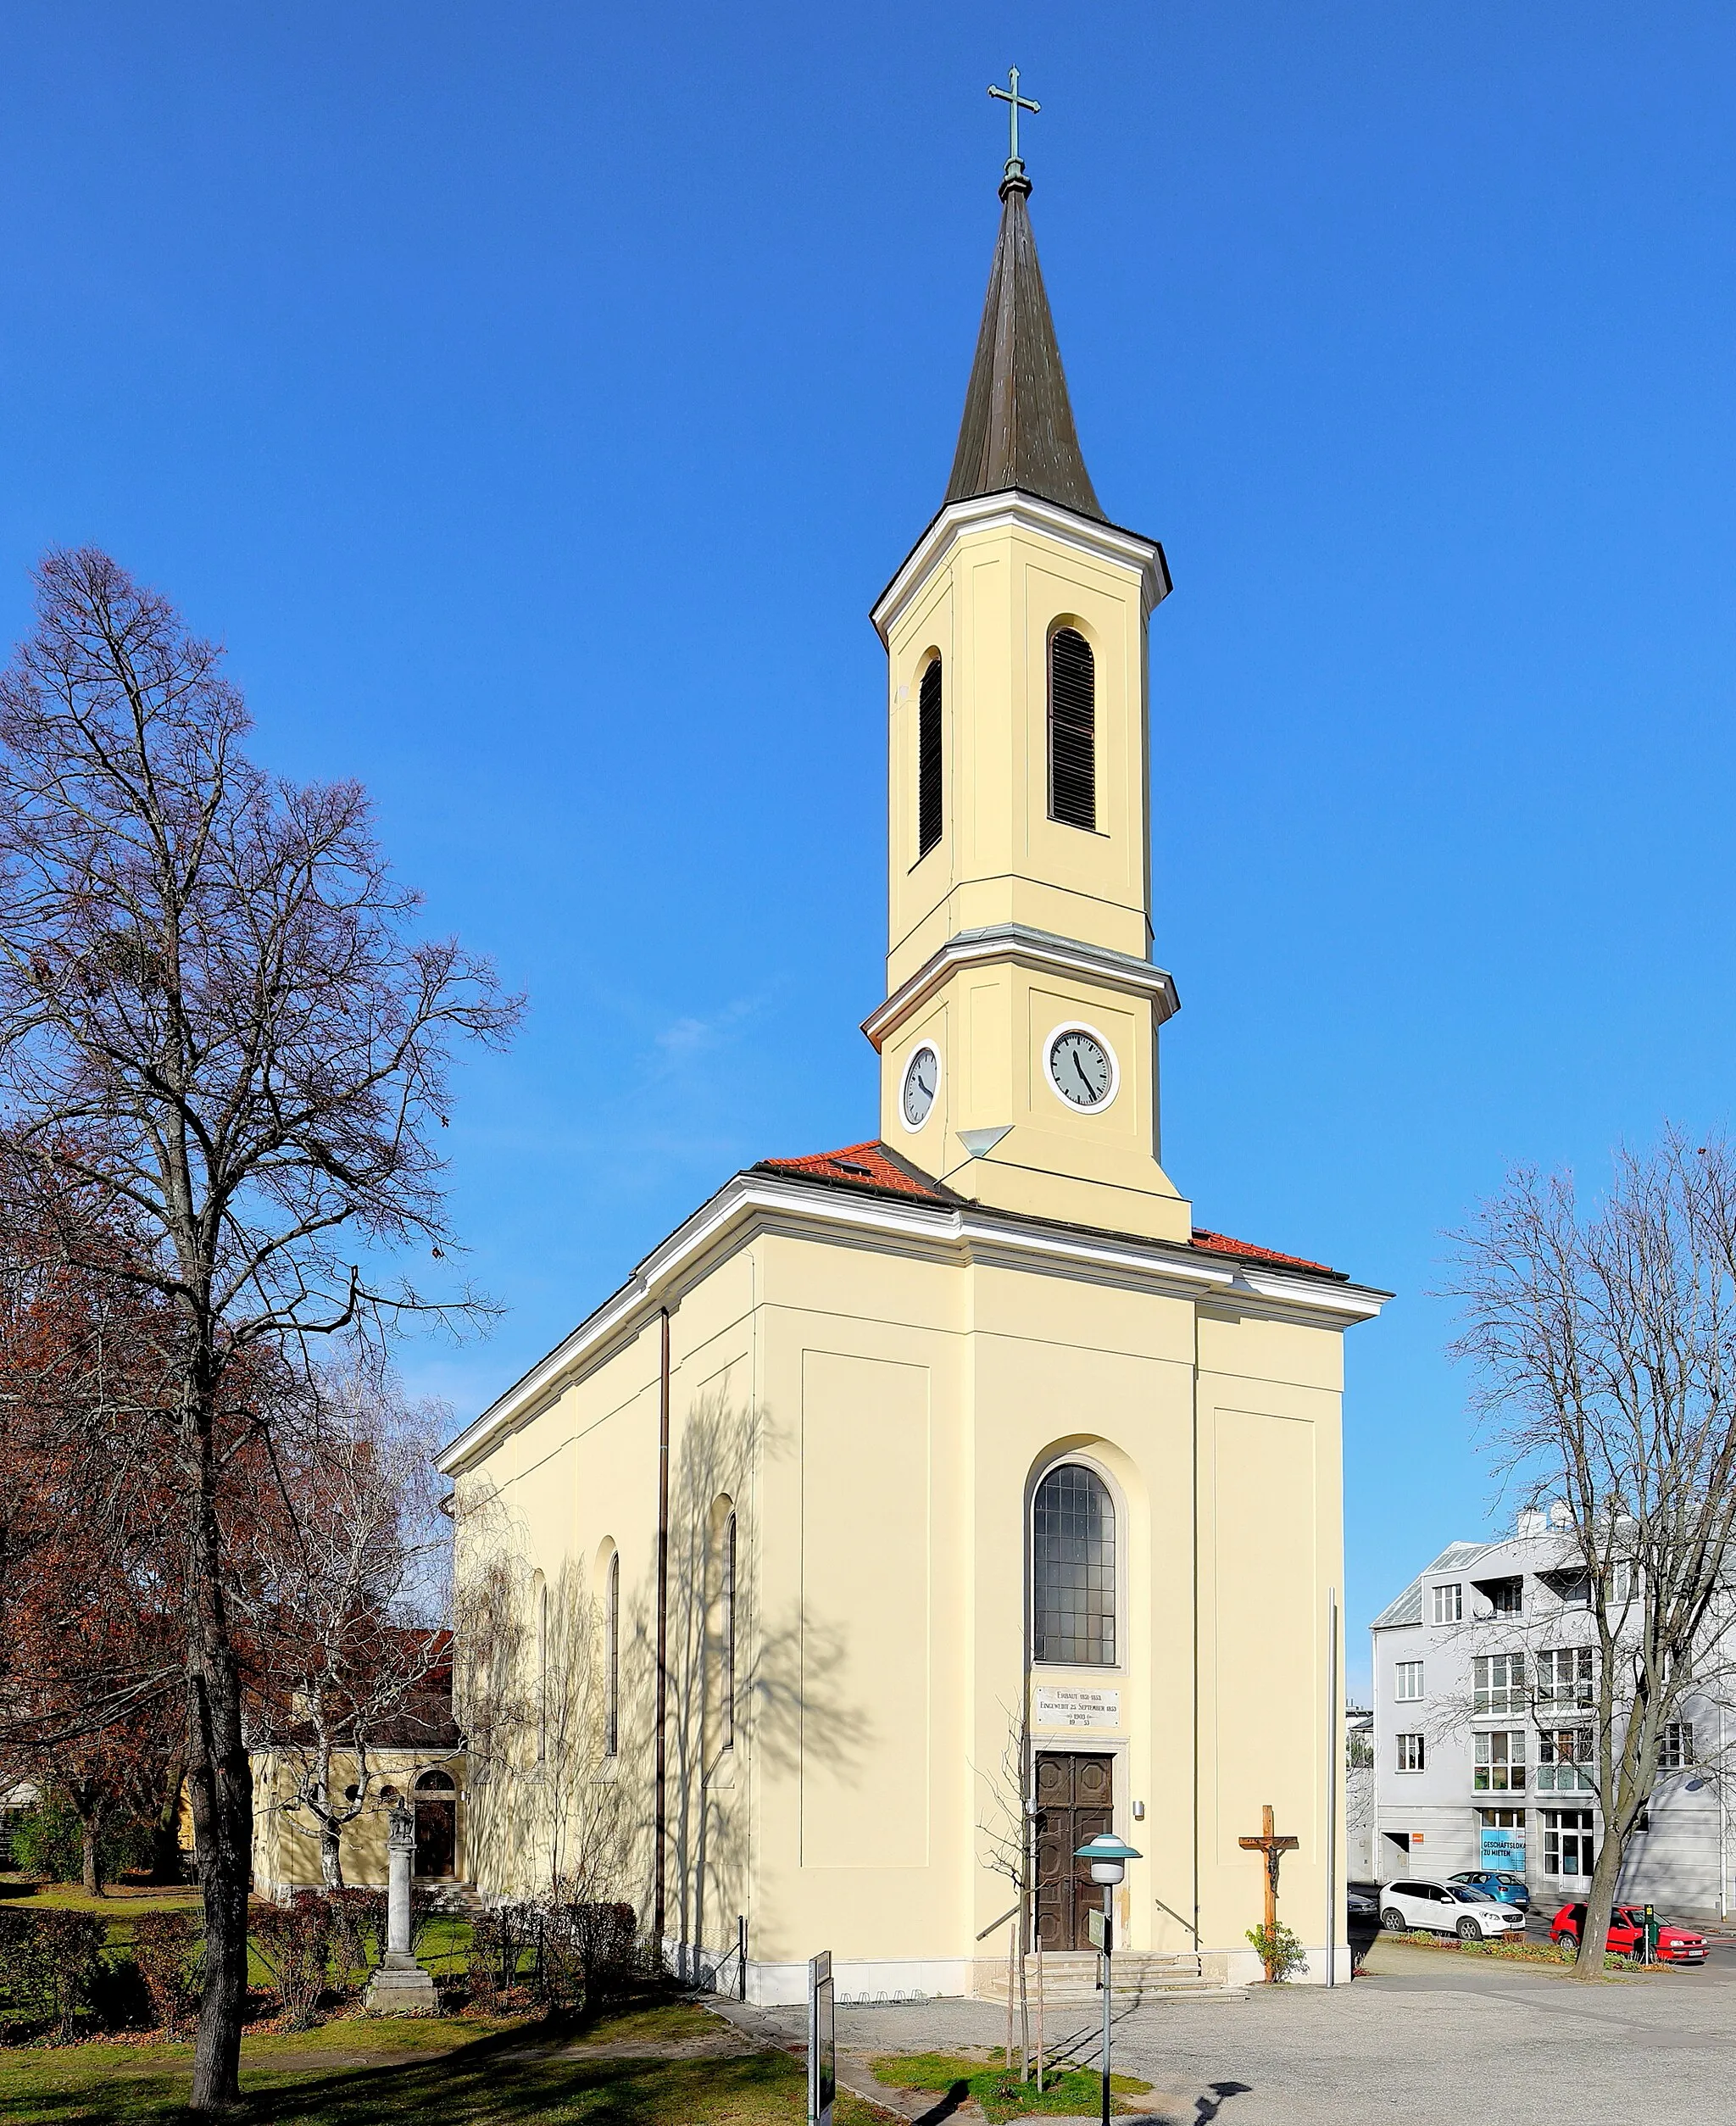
1381 1878 1527 1941
1449 1870 1531 1912
1347 1882 1382 1925
1550 1903 1707 1965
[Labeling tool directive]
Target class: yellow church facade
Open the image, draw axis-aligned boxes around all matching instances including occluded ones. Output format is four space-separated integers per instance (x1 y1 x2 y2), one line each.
439 151 1386 2001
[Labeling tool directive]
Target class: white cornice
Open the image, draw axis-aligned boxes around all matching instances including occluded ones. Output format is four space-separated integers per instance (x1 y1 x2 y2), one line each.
863 924 1180 1053
871 491 1172 645
437 1171 1388 1478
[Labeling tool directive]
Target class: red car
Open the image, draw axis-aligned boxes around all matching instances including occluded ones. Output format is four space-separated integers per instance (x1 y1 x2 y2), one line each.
1550 1902 1707 1965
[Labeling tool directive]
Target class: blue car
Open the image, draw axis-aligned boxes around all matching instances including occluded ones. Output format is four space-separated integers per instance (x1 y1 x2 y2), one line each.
1449 1870 1531 1912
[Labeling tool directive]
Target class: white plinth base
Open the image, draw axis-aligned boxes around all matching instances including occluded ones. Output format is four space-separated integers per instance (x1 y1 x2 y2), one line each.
365 1953 438 2015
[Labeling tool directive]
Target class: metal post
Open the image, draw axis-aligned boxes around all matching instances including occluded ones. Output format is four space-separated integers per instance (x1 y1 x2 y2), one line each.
808 1951 834 2126
1325 1585 1339 1987
737 1913 748 2001
1099 1884 1112 2126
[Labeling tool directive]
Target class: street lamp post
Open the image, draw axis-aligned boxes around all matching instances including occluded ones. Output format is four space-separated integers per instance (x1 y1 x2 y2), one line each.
1076 1833 1142 2126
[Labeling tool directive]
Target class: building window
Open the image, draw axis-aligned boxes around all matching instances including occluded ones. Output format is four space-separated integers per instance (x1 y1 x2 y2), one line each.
708 1499 737 1758
1537 1647 1594 1710
1660 1722 1695 1771
1544 1810 1595 1878
1396 1734 1425 1773
1474 1730 1527 1792
1537 1728 1595 1794
917 658 943 858
1047 627 1096 831
1032 1462 1116 1667
1474 1575 1523 1617
1608 1560 1637 1606
534 1571 548 1766
1394 1661 1424 1702
1539 1567 1591 1608
1432 1583 1463 1626
1472 1652 1526 1715
604 1548 620 1758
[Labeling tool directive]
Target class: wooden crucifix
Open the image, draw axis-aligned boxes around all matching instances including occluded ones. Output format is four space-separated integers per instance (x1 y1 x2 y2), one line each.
1238 1804 1299 1940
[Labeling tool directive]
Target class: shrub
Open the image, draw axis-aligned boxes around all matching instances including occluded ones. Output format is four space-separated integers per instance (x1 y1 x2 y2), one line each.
8 1795 153 1888
129 1910 202 2033
468 1906 535 2006
0 1908 107 2040
1246 1918 1308 1984
325 1889 385 1993
250 1897 335 2029
568 1901 638 2006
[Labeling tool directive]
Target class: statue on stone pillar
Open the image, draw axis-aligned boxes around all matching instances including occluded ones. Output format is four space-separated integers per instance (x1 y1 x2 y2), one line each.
364 1798 437 2014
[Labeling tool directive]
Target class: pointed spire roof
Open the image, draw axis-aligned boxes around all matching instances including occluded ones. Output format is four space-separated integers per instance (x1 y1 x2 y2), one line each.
945 172 1104 523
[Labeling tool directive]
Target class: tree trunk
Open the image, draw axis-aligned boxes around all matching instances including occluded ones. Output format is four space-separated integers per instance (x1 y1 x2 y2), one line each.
81 1823 102 1898
185 1379 253 2116
152 1752 187 1885
1572 1822 1625 1978
319 1817 344 1890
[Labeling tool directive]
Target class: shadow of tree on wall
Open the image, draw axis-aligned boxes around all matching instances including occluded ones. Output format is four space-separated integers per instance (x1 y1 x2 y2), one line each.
451 1377 871 1969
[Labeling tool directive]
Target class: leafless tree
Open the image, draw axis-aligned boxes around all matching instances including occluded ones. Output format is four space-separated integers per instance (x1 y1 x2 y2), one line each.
976 1702 1034 2079
1448 1129 1736 1974
240 1359 453 1889
0 549 520 2108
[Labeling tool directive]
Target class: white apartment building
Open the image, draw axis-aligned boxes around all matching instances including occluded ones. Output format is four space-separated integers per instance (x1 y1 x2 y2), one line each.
1371 1517 1732 1919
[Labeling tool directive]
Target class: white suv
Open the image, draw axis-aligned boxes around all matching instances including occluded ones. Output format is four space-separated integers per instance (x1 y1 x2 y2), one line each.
1380 1878 1527 1941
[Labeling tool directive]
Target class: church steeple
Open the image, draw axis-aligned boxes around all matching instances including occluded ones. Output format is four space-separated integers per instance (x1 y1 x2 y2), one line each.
866 108 1187 1244
944 170 1104 522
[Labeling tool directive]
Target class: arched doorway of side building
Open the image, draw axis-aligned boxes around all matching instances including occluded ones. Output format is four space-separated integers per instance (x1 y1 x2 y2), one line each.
413 1768 457 1881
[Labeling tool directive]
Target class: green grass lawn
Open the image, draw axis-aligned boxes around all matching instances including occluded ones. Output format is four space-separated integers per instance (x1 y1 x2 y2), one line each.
0 2000 894 2123
871 2050 1152 2123
0 1876 199 1918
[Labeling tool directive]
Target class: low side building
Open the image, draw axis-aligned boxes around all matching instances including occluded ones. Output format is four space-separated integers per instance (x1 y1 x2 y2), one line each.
1371 1522 1730 1918
249 1659 468 1899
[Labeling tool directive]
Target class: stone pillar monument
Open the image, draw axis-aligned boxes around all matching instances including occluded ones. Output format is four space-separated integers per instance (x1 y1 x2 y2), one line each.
364 1803 437 2014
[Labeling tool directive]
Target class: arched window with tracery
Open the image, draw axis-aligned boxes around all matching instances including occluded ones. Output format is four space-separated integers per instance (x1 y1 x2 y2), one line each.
1032 1462 1116 1666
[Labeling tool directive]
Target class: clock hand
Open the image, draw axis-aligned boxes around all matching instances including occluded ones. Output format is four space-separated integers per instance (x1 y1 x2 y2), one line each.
1072 1053 1094 1099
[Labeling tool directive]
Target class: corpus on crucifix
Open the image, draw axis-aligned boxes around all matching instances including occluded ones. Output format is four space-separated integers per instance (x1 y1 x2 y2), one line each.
988 65 1040 180
1238 1803 1299 1951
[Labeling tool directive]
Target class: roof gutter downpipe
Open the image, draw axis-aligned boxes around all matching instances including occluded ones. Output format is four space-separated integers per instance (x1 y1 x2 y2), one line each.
653 1305 671 1968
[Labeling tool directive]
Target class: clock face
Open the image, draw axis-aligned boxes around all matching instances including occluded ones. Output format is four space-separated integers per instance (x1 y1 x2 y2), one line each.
902 1044 939 1129
1048 1026 1116 1110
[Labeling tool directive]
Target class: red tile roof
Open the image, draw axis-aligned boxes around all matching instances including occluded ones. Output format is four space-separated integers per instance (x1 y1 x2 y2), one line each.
754 1142 1343 1277
1188 1227 1338 1276
756 1140 949 1200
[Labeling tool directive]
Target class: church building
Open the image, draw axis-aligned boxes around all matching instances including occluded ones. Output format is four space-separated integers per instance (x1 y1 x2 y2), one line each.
438 135 1388 2000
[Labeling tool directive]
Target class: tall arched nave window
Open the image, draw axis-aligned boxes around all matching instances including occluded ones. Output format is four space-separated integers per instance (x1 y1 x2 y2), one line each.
1032 1462 1116 1666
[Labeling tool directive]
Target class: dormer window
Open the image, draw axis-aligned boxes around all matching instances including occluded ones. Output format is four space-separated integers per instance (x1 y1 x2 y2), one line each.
1048 626 1095 830
917 658 943 858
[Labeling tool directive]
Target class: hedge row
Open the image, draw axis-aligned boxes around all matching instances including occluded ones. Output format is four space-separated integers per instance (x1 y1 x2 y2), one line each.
0 1891 644 2045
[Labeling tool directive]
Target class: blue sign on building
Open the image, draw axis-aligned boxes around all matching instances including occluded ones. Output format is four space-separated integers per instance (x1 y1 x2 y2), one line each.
1480 1826 1526 1872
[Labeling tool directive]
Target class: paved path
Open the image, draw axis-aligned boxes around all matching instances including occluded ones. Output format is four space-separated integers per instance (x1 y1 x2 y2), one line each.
713 1934 1736 2123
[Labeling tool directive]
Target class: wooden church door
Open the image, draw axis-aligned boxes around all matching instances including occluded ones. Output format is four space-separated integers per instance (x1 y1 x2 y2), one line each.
1034 1752 1113 1951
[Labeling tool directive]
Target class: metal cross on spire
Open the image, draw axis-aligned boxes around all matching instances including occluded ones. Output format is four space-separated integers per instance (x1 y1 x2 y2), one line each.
988 65 1040 181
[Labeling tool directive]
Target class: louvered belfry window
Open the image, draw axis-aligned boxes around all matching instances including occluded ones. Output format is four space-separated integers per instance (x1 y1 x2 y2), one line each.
1048 626 1096 831
917 657 943 857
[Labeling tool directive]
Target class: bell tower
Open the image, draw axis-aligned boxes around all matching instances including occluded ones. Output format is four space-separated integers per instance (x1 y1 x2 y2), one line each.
866 128 1190 1244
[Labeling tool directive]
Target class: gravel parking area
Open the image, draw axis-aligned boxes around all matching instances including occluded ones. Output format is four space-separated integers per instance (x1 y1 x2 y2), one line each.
724 1931 1736 2123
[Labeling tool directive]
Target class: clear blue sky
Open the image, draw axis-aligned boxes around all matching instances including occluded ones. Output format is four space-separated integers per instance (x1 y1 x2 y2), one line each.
5 2 1736 1689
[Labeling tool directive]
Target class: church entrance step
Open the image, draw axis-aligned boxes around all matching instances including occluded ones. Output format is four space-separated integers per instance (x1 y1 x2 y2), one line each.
417 1880 484 1915
974 1951 1247 2003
